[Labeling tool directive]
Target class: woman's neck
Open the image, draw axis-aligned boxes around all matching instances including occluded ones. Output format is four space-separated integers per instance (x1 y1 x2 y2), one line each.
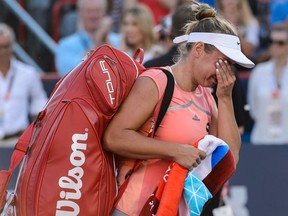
275 55 287 68
171 62 197 92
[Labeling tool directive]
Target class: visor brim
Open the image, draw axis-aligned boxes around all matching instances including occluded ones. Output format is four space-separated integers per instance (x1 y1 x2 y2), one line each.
214 45 255 68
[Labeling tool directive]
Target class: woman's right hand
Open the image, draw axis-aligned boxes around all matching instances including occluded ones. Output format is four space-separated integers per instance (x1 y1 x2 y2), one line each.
173 144 206 170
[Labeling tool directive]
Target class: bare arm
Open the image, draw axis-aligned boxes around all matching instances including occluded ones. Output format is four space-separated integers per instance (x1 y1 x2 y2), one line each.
210 59 241 163
103 76 206 169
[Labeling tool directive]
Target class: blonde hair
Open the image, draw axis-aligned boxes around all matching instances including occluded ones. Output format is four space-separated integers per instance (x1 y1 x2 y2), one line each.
121 4 157 51
177 3 237 59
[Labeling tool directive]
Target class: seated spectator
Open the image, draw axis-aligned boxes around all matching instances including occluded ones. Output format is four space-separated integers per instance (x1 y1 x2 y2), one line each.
0 23 48 141
120 4 164 64
247 24 288 145
109 0 139 33
55 0 120 76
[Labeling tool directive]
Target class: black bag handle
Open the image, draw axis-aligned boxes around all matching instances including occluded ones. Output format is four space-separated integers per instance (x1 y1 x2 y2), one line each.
154 68 175 134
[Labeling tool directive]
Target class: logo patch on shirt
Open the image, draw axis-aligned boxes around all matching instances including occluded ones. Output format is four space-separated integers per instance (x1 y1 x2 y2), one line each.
192 114 200 121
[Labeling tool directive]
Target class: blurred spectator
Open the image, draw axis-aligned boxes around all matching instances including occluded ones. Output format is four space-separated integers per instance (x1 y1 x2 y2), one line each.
247 24 288 145
255 1 272 64
1 0 56 72
55 0 120 76
144 1 196 68
109 0 136 33
120 4 164 63
0 23 47 140
216 0 260 61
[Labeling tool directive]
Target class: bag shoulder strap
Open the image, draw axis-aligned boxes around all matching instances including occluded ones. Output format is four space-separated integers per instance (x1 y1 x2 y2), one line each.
0 120 37 211
154 68 174 134
0 110 46 211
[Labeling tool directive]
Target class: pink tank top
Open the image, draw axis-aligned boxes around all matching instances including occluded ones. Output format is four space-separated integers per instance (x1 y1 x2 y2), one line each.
116 67 217 215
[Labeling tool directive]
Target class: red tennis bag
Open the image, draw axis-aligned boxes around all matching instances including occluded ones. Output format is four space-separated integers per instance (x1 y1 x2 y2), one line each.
0 45 147 215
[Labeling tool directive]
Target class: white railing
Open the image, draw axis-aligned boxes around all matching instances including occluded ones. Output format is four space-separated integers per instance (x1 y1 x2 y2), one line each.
1 0 58 72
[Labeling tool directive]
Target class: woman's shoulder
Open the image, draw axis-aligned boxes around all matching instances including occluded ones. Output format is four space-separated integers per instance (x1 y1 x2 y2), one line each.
140 66 170 79
139 67 171 98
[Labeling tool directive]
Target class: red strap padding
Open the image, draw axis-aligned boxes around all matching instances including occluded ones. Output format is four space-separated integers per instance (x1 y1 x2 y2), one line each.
0 171 11 212
0 122 36 212
9 123 35 172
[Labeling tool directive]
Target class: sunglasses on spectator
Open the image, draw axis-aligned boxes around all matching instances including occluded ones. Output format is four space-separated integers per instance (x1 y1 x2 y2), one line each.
271 40 288 46
0 43 12 50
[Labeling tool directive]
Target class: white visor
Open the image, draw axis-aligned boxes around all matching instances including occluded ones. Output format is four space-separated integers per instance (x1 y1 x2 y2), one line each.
173 32 255 68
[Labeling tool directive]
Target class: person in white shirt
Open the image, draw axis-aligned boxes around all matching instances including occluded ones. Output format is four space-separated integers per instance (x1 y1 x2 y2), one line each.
0 23 48 140
248 24 288 144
